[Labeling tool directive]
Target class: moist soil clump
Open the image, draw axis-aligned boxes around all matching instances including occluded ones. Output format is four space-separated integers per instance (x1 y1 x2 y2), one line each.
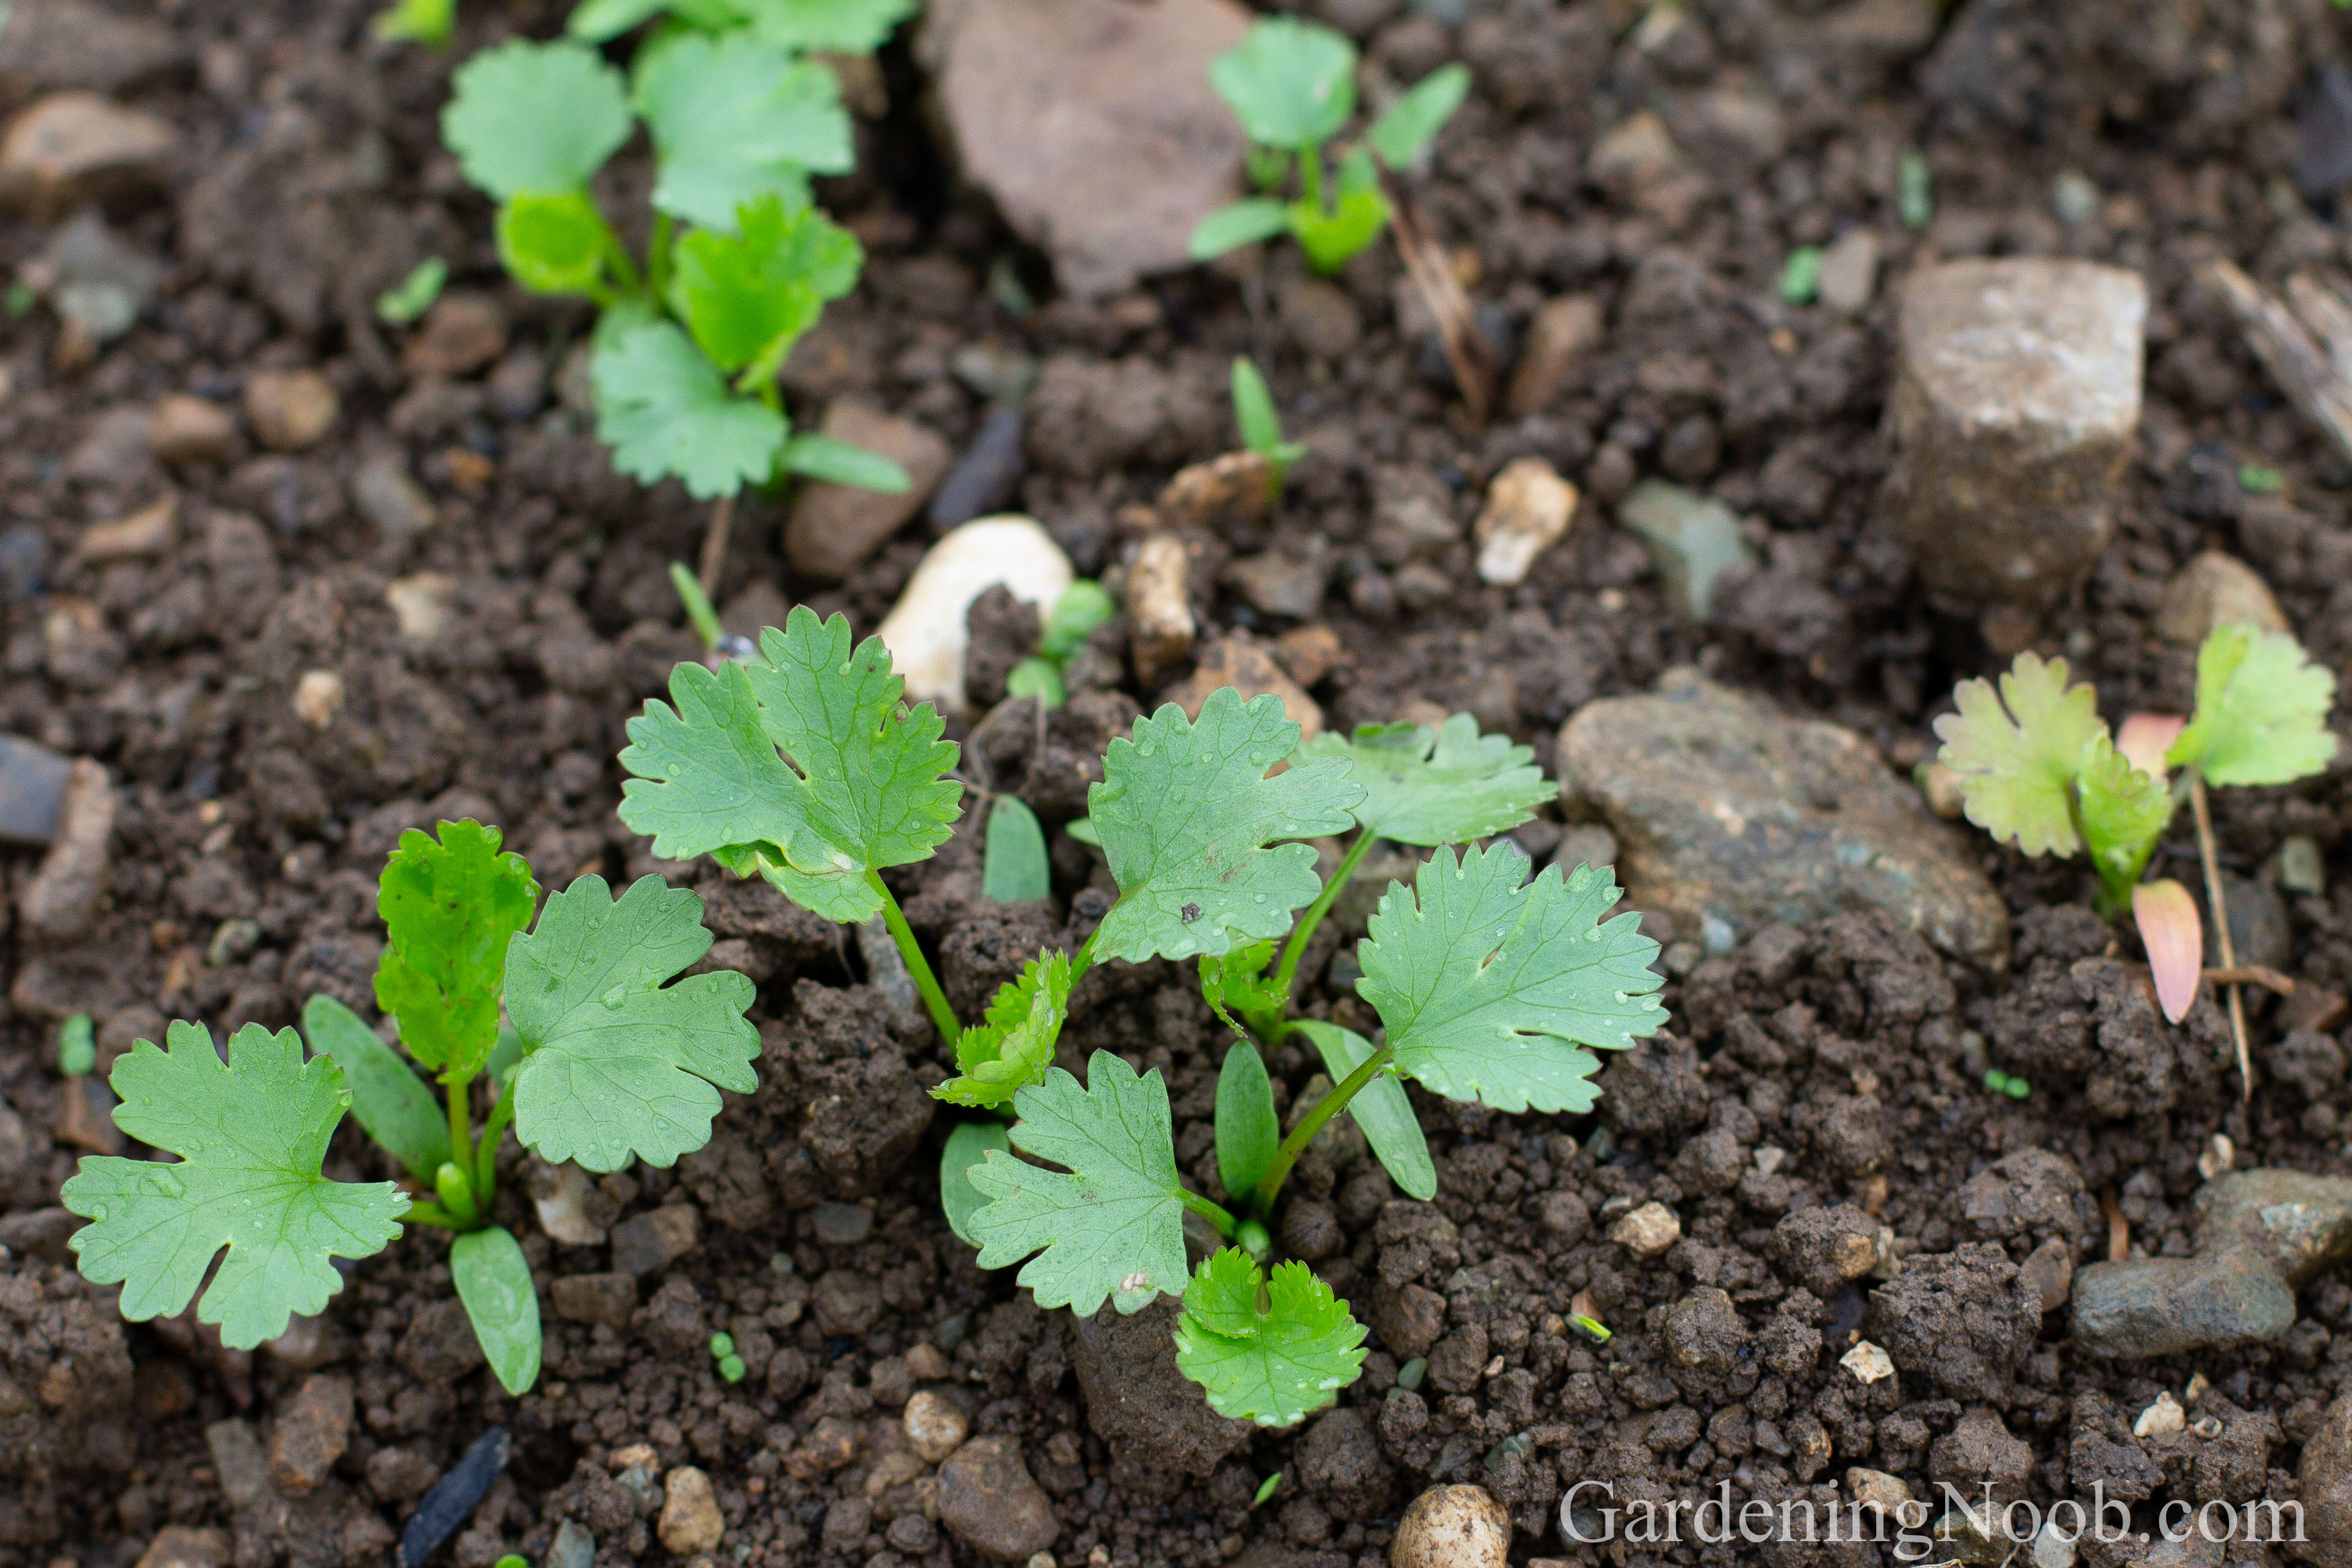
9 2 2352 1567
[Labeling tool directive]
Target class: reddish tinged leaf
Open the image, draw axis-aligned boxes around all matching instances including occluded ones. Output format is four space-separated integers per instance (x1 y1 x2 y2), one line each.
2134 878 2203 1024
2116 713 2187 782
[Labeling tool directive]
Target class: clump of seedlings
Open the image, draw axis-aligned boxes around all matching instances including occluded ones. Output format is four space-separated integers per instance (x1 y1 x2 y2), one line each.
1937 621 2336 1081
1189 15 1469 272
61 822 757 1393
618 613 1668 1425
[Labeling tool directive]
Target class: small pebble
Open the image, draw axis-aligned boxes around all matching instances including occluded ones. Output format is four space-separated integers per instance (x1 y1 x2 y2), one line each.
904 1389 970 1463
399 1428 509 1568
812 1202 873 1245
1608 1202 1680 1258
243 368 339 452
547 1522 594 1568
293 669 343 730
658 1465 724 1555
0 734 73 845
2133 1390 2185 1438
1839 1340 1894 1383
1390 1484 1510 1568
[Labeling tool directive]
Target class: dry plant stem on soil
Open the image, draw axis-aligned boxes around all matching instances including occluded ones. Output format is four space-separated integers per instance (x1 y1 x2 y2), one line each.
695 493 737 596
2200 259 2352 469
1387 183 1493 426
2188 774 2253 1101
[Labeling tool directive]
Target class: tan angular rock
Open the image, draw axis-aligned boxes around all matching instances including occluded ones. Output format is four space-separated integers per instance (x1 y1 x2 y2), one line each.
1504 293 1604 417
1883 258 2147 614
1159 449 1273 534
1608 1202 1681 1258
0 92 173 215
937 1435 1059 1560
658 1466 724 1555
400 293 507 381
134 1528 228 1568
2155 550 2287 644
1816 228 1881 315
1473 458 1577 586
1125 532 1197 687
17 757 111 942
783 400 953 580
1165 634 1320 740
148 394 238 464
74 495 176 563
903 1389 970 1463
244 369 339 452
266 1374 352 1496
385 573 457 641
293 669 344 731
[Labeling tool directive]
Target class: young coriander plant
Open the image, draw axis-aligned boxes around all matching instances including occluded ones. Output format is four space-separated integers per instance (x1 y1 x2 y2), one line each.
1935 620 2336 1022
440 36 908 501
60 821 758 1395
1189 16 1470 273
567 0 919 54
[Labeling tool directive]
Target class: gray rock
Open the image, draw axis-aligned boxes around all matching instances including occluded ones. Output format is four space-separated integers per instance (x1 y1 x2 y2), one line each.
928 406 1026 532
1071 1296 1253 1496
920 0 1253 298
2071 1168 2352 1359
1928 1407 2032 1505
1224 545 1329 619
1277 275 1362 360
936 1434 1059 1561
396 1300 485 1384
2300 1391 2352 1566
1882 258 2147 616
1816 228 1880 315
2155 551 2285 644
0 0 182 95
812 1202 873 1245
0 92 175 217
783 401 953 580
1557 670 2009 970
17 758 113 941
265 1375 352 1497
548 1273 636 1329
1504 293 1604 418
546 1520 594 1568
0 735 73 846
1614 480 1759 622
609 1204 700 1277
204 1418 271 1510
38 209 158 344
352 454 437 543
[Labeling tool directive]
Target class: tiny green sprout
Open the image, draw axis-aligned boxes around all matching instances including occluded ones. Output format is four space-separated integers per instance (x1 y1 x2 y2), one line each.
493 1555 528 1568
60 821 754 1398
1006 579 1118 712
1236 1218 1273 1262
377 258 450 325
2239 463 2286 495
1571 1314 1612 1344
1004 658 1065 709
1189 17 1470 274
56 1013 95 1079
1395 1356 1428 1391
1232 358 1308 494
1251 1473 1283 1510
669 562 727 654
1778 246 1823 305
1898 149 1933 231
4 281 35 317
1983 1070 2032 1101
709 1331 746 1381
375 0 455 46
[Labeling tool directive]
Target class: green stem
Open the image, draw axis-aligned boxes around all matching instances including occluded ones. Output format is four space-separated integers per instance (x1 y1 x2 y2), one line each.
1300 139 1326 215
647 212 673 302
1066 924 1101 994
1251 1040 1393 1214
1273 830 1375 1001
1179 1188 1238 1239
475 1079 516 1208
401 1201 466 1230
869 871 961 1046
444 1068 477 1183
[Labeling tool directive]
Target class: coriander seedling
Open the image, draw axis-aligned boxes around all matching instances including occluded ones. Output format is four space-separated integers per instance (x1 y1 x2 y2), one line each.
377 258 450 325
1232 357 1307 495
710 1332 747 1382
56 1013 95 1078
1189 17 1470 273
375 0 456 46
1251 1473 1284 1510
61 821 756 1394
1005 579 1119 711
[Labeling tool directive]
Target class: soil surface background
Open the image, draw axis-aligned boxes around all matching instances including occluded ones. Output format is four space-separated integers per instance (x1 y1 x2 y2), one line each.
9 3 2352 1568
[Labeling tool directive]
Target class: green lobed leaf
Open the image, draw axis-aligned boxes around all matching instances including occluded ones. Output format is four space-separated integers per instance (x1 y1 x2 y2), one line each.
1189 199 1293 262
1367 63 1469 168
1173 1248 1368 1427
940 1120 1012 1250
634 32 852 233
373 822 541 1075
442 40 634 201
780 434 911 491
984 797 1052 904
934 952 1070 1110
738 0 920 52
671 193 861 376
2074 735 2175 905
505 875 760 1173
591 320 789 499
1214 1041 1279 1203
452 1225 542 1396
1208 17 1358 150
1292 1019 1435 1201
1300 713 1557 847
1358 845 1667 1114
965 1052 1191 1316
62 1022 409 1350
497 193 614 297
1932 650 2105 859
617 604 964 922
1292 147 1388 273
302 995 450 1183
1088 687 1365 964
2167 622 2339 787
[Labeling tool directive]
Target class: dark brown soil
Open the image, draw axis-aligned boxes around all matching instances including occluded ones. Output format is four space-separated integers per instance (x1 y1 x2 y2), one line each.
9 3 2352 1568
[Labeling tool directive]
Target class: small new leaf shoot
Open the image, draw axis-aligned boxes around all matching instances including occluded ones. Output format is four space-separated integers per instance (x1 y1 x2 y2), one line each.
934 952 1071 1110
2167 622 2339 787
983 797 1052 904
1188 200 1293 262
373 822 541 1075
505 874 761 1172
451 1225 542 1395
1365 63 1469 168
634 33 852 233
1358 846 1667 1114
1040 580 1119 664
1231 358 1307 485
618 605 963 922
62 1022 409 1350
442 40 632 201
1292 147 1388 274
1087 687 1364 963
1173 1248 1367 1427
2073 735 2171 901
499 193 618 298
57 1012 94 1078
965 1052 1193 1316
377 258 449 324
670 193 861 381
1932 651 2103 859
1300 713 1556 846
1212 1040 1279 1202
375 0 456 46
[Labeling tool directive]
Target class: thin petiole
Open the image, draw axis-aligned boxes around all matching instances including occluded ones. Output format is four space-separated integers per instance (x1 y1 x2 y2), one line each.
868 871 962 1046
401 1201 466 1230
2188 774 2253 1101
1251 1040 1393 1214
1066 924 1103 994
1299 138 1326 215
444 1067 477 1187
1273 830 1374 1001
1179 1188 1238 1240
475 1079 516 1206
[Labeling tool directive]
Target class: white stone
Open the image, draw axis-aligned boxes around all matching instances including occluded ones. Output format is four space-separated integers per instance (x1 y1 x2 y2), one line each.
1839 1340 1894 1383
2133 1389 2186 1438
292 669 343 730
1845 1467 1910 1514
530 1160 607 1247
385 573 456 640
875 515 1073 713
903 1389 969 1464
1608 1202 1680 1258
1474 458 1578 586
1816 229 1880 315
2030 1518 2077 1568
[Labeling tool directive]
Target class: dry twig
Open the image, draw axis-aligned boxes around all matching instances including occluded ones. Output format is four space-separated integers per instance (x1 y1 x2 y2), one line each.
2200 260 2352 468
1387 184 1493 428
2187 776 2253 1101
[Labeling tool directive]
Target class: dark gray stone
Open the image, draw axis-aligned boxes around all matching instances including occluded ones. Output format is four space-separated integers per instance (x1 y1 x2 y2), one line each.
0 735 72 845
609 1204 700 1276
928 405 1026 532
398 1427 508 1568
